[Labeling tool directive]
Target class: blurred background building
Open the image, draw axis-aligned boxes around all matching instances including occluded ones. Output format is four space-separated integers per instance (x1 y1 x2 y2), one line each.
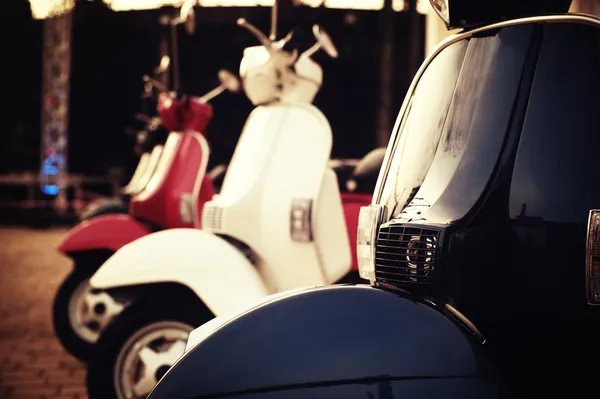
0 0 598 222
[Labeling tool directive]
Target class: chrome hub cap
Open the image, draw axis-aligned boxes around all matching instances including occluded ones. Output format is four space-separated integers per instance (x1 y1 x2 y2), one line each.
68 278 126 343
115 321 193 399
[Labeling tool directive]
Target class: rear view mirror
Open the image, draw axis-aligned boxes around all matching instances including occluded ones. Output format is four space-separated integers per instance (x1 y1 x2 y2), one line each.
154 55 170 75
218 70 241 93
179 0 196 35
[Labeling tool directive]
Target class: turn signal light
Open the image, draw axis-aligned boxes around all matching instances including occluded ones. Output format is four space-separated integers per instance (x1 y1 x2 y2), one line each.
586 210 600 305
357 205 387 282
290 199 313 242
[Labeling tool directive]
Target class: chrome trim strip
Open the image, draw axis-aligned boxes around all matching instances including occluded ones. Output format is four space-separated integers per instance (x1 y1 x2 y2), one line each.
585 209 600 306
373 13 600 204
445 303 485 343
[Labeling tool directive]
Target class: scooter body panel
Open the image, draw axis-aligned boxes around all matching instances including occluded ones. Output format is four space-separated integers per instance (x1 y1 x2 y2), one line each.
121 152 151 195
90 228 268 316
150 285 506 399
131 132 212 229
57 214 152 254
202 103 351 292
126 145 164 195
240 46 322 105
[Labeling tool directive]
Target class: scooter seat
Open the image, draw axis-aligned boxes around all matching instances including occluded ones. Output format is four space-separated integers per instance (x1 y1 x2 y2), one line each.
329 159 358 193
349 147 386 194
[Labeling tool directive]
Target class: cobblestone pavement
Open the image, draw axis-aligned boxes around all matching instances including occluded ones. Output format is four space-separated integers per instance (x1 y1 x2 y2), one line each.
0 227 87 399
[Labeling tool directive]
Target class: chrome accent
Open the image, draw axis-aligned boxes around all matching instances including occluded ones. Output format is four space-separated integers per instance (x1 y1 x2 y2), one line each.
445 303 485 344
375 224 440 285
179 193 194 224
202 204 224 231
585 209 600 305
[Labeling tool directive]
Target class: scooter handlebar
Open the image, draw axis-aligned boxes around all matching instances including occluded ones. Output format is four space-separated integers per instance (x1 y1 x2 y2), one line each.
143 75 169 93
237 18 272 50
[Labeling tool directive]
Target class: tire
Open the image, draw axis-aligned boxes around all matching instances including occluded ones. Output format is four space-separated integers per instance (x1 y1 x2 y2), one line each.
53 260 124 362
86 294 213 399
53 268 99 361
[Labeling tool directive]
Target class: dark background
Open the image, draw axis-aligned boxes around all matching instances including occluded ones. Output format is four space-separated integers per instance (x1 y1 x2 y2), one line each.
1 1 424 178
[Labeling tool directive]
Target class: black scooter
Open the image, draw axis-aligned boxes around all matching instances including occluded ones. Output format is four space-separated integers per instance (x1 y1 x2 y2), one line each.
146 1 598 398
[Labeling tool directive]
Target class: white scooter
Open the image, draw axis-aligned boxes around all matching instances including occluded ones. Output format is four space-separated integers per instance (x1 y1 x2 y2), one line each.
85 19 352 399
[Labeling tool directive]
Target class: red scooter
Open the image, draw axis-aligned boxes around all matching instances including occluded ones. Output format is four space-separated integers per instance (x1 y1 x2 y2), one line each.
52 70 240 362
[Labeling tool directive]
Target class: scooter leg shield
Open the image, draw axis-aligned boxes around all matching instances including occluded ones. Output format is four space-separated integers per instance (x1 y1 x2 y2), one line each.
149 285 513 399
89 228 269 317
58 214 151 254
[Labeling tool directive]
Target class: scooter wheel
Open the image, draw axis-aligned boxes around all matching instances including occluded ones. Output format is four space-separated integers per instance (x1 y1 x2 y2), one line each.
53 268 101 361
86 294 213 399
53 264 126 362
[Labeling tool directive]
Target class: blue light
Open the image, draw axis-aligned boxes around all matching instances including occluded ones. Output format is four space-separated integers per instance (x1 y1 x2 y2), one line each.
40 154 65 197
42 185 59 195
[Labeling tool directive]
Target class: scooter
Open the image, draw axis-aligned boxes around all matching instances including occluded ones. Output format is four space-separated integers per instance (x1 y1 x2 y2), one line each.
84 19 379 399
52 63 240 362
78 55 173 222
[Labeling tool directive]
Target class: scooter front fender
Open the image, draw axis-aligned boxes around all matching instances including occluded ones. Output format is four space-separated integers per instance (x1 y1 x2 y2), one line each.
58 215 151 255
89 228 268 316
150 285 509 399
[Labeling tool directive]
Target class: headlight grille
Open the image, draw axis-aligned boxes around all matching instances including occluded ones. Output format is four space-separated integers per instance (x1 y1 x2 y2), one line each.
375 224 440 285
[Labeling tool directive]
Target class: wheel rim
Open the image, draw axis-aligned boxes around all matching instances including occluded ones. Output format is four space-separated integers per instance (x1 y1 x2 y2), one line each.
67 277 126 343
114 321 194 399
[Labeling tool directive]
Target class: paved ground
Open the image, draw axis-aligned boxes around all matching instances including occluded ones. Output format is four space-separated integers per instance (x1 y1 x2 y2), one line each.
0 228 87 399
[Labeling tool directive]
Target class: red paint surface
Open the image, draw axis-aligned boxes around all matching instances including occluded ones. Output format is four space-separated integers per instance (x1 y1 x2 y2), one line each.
157 93 179 131
158 93 213 134
57 214 151 254
341 192 372 271
132 94 215 228
130 135 211 229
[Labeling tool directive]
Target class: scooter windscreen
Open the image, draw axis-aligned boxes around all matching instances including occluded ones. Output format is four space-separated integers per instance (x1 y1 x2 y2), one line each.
148 285 513 399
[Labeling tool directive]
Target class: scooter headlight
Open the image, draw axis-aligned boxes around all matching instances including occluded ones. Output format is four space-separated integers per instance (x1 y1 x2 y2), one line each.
357 205 387 282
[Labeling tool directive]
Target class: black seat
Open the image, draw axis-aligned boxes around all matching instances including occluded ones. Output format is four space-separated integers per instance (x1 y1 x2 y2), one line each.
348 147 386 194
329 159 358 193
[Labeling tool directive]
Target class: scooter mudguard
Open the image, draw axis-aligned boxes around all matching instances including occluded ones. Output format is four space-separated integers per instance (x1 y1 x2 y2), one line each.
90 228 268 317
58 214 151 255
184 285 320 352
149 285 511 399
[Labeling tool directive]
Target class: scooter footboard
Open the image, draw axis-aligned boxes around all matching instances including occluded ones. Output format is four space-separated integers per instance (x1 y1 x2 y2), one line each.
90 228 269 317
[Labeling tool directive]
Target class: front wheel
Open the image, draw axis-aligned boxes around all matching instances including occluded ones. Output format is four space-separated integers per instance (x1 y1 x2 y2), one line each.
52 267 127 361
86 295 213 399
